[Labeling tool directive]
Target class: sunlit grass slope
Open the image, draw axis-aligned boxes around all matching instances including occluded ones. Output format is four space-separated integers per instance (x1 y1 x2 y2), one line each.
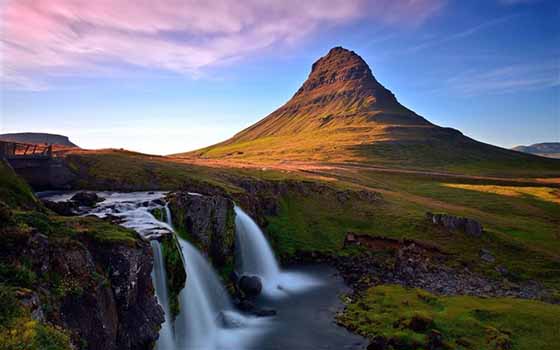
338 285 560 350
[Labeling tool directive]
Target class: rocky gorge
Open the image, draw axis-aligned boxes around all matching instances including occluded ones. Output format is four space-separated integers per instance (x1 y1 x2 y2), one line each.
1 208 164 350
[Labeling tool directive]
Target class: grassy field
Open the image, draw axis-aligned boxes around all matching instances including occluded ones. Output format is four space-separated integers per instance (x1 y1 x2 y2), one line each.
262 166 560 289
338 285 560 350
50 150 560 289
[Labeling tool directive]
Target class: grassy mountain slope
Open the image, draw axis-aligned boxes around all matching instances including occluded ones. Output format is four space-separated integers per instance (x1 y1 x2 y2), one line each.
178 47 560 177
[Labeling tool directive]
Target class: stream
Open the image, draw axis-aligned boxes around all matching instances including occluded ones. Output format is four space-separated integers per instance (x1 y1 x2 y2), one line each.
39 191 366 350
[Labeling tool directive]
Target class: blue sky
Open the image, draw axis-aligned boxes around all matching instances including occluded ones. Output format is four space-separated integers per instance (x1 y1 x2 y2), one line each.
1 0 558 155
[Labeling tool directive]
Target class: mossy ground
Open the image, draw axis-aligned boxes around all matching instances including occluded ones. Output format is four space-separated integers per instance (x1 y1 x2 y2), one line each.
65 150 244 192
0 160 37 209
338 285 560 350
264 169 560 290
0 159 142 348
0 278 71 350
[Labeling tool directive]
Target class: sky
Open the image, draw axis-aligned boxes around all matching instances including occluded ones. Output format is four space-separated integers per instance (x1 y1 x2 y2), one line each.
1 0 559 155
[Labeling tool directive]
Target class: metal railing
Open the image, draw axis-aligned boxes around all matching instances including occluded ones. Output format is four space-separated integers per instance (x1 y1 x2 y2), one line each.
0 141 53 159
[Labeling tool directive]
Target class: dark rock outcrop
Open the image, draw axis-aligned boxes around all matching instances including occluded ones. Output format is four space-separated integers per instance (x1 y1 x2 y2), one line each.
167 192 235 267
160 233 187 318
71 191 105 207
43 199 79 216
4 229 164 350
426 212 483 237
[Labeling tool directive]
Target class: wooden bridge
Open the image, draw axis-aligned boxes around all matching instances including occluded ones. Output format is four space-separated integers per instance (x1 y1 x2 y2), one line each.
1 140 76 190
0 141 53 160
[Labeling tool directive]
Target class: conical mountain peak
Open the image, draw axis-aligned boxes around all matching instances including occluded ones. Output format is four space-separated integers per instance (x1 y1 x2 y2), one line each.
293 46 399 109
184 47 448 162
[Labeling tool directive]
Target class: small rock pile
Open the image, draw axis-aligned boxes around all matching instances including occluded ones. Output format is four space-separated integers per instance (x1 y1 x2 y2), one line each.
426 212 483 237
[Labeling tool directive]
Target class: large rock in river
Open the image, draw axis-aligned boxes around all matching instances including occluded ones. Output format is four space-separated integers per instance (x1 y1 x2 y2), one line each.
238 275 263 298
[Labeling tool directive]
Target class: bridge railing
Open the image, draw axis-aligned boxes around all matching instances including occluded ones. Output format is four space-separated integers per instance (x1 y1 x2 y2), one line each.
0 141 53 160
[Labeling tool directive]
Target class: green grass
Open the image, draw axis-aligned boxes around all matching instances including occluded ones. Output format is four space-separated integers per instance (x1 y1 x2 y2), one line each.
0 160 37 209
357 141 560 178
347 170 560 257
0 286 72 350
338 285 560 350
13 211 140 246
264 175 560 289
66 150 243 192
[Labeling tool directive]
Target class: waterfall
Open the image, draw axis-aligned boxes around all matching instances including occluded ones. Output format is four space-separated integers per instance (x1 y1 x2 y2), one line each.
234 206 280 281
234 205 321 296
44 192 269 349
163 203 266 350
150 240 174 350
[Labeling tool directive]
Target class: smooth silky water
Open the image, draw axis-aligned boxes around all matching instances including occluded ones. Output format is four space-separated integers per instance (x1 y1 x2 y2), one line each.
40 192 365 349
234 206 321 297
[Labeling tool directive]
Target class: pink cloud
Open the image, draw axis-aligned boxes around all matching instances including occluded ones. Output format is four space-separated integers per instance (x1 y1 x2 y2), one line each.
1 0 444 90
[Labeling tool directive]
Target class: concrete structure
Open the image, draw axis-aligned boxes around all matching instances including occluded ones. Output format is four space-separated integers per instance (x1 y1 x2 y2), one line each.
1 141 75 189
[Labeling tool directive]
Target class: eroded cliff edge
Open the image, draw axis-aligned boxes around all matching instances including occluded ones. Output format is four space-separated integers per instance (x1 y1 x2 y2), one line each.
0 160 164 350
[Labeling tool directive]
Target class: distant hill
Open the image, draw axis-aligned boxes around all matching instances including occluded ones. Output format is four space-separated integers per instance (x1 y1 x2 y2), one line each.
0 132 78 148
178 47 560 176
512 143 560 159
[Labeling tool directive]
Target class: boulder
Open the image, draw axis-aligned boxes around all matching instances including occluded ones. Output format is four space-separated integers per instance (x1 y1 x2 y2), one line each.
426 212 483 237
43 199 79 216
71 192 104 207
480 248 496 263
238 275 263 298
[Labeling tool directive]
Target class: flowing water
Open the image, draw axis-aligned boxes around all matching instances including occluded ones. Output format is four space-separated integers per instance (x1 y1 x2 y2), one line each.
234 206 320 297
40 191 365 349
234 206 280 281
151 240 175 350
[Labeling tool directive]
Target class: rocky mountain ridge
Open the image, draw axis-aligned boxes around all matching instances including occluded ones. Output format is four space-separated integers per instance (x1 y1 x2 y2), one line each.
513 142 560 158
0 132 78 147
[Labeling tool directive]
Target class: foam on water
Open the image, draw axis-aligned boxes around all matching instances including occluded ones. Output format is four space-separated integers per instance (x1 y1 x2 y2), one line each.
40 191 326 349
234 206 321 297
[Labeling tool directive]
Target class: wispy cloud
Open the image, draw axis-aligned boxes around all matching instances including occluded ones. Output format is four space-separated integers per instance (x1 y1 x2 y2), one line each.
446 62 560 96
499 0 543 5
407 15 517 53
1 0 444 90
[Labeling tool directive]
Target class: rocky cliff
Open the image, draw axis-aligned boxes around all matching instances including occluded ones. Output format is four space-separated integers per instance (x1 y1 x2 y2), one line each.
167 192 235 269
0 160 164 350
1 222 164 350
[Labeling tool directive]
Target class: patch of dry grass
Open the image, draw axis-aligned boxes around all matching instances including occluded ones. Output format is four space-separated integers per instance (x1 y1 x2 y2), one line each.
443 184 560 205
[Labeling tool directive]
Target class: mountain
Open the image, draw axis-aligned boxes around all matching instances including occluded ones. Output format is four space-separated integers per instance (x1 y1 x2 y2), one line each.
0 132 78 147
512 143 560 159
180 47 559 175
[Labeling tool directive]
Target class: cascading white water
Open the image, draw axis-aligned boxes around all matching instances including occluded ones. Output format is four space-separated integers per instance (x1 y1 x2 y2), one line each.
234 206 280 281
150 240 175 350
163 202 267 350
234 206 321 296
42 192 270 349
174 238 233 349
